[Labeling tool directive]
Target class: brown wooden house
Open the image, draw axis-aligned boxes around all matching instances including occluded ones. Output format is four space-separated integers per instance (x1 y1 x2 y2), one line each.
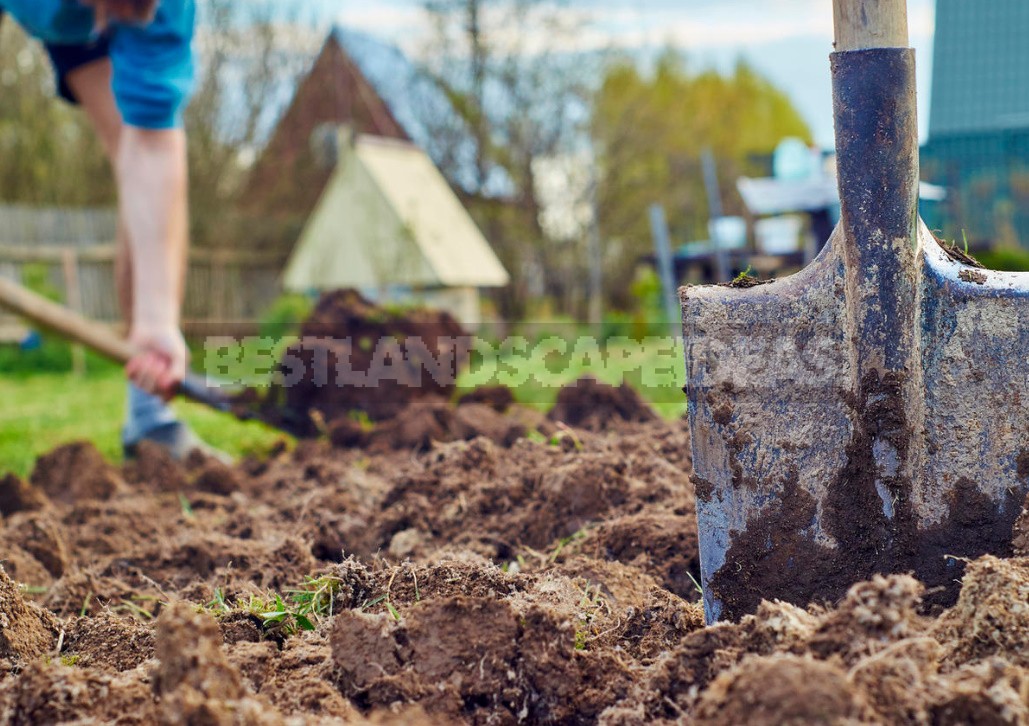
243 30 413 249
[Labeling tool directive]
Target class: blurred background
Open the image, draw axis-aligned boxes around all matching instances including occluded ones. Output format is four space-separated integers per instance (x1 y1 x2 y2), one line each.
0 0 1027 467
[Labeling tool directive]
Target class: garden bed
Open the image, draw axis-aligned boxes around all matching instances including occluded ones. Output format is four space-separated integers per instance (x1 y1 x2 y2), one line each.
1 390 1028 723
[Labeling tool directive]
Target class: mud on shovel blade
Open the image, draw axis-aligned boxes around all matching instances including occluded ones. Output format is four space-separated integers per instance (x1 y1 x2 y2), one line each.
681 0 1029 623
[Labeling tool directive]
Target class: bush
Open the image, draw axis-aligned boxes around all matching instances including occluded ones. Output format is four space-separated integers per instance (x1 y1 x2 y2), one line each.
259 293 315 340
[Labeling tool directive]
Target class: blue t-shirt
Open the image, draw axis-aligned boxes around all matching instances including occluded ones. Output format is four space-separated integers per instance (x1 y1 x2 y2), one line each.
0 0 195 129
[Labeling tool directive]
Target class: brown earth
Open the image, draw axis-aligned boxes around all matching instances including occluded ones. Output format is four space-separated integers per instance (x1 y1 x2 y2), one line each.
1 403 1028 723
2 285 1029 722
250 290 470 436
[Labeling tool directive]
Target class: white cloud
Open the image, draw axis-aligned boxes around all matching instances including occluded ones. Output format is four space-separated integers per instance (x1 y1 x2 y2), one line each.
335 4 423 46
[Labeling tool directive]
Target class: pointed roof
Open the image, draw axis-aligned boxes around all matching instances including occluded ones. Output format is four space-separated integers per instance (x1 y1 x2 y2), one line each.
284 134 509 291
244 31 411 218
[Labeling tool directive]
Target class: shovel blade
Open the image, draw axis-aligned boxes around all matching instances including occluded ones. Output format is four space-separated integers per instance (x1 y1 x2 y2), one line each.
682 222 1029 624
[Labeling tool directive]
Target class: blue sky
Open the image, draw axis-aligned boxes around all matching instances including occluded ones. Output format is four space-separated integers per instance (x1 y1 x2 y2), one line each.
303 0 938 147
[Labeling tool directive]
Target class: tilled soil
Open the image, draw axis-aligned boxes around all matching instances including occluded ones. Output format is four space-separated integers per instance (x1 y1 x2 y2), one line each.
2 388 1029 724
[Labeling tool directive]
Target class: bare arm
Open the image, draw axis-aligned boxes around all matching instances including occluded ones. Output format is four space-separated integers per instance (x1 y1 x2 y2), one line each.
118 126 189 397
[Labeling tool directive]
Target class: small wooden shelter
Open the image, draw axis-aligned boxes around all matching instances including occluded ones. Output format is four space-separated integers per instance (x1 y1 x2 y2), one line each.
283 131 509 326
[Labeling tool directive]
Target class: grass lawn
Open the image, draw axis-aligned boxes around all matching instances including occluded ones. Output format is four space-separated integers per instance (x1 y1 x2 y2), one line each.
0 336 688 478
0 369 286 478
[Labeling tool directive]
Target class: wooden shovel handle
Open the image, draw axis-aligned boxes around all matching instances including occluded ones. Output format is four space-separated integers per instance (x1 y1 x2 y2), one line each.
0 275 135 363
0 275 234 412
834 0 909 51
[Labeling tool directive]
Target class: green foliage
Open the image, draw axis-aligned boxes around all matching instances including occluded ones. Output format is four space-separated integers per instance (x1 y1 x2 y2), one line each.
593 50 811 309
0 369 285 477
976 246 1029 272
258 293 314 340
0 264 99 374
0 23 115 206
733 266 756 285
206 574 348 638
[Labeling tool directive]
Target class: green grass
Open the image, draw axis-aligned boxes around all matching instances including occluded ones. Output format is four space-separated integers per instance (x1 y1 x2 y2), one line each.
0 331 687 477
457 336 688 419
203 573 352 637
0 368 286 478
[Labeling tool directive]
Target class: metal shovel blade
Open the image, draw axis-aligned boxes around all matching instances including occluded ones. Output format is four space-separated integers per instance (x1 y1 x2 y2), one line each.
682 47 1029 623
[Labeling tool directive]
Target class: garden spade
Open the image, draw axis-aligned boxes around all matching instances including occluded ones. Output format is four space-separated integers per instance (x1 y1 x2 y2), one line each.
682 0 1029 623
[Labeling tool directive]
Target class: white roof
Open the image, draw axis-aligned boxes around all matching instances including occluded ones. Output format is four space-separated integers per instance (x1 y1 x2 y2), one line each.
285 135 509 291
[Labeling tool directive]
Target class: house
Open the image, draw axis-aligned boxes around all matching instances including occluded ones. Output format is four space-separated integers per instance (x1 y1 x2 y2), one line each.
244 29 411 227
248 28 509 323
921 0 1029 245
283 130 509 326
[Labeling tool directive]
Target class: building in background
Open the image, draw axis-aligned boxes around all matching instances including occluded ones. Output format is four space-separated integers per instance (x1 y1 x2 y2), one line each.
249 28 510 323
283 131 509 327
922 0 1029 247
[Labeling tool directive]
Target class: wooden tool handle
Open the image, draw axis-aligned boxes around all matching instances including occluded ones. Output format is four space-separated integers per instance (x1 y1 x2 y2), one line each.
0 275 135 363
0 275 236 412
834 0 909 51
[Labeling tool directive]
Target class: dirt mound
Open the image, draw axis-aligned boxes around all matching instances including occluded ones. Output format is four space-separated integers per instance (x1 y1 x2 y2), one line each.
123 441 190 492
934 556 1029 668
0 568 59 661
259 290 468 435
329 398 530 453
1 512 69 578
458 385 516 413
0 662 156 725
0 473 47 516
5 401 1029 722
29 441 124 504
693 654 877 725
547 376 658 431
63 611 155 672
153 602 275 725
330 589 635 723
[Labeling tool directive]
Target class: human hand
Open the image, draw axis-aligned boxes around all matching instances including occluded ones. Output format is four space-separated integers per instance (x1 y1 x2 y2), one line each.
127 323 187 400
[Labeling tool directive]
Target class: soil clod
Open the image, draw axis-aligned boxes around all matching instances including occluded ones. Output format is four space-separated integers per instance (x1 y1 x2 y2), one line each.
547 376 658 431
0 567 59 662
0 474 47 516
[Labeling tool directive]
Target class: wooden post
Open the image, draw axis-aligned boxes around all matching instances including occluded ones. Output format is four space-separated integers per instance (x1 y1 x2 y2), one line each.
212 252 227 332
702 148 731 283
648 204 682 339
833 0 909 52
586 176 603 328
61 247 86 376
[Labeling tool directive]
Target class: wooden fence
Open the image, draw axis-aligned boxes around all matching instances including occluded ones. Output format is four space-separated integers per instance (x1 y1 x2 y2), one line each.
0 243 285 342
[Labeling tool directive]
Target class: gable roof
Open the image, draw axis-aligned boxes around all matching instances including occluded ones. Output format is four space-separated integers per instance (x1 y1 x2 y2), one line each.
930 0 1029 137
284 135 509 291
244 31 411 218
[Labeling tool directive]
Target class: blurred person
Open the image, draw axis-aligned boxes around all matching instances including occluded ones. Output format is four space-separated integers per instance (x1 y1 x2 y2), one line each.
0 0 221 460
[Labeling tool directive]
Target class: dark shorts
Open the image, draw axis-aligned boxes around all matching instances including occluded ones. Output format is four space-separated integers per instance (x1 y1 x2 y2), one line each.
0 7 110 105
44 38 112 105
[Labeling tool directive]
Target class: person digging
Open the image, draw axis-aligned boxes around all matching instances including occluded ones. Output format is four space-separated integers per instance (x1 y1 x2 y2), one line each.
0 0 224 460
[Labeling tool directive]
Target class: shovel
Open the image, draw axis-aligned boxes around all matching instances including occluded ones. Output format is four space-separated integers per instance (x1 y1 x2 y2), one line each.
0 274 291 431
682 0 1029 623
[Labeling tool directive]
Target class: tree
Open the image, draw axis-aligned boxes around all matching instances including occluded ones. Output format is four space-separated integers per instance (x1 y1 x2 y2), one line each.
184 0 312 249
0 2 310 249
592 50 812 309
0 21 114 206
415 0 595 318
